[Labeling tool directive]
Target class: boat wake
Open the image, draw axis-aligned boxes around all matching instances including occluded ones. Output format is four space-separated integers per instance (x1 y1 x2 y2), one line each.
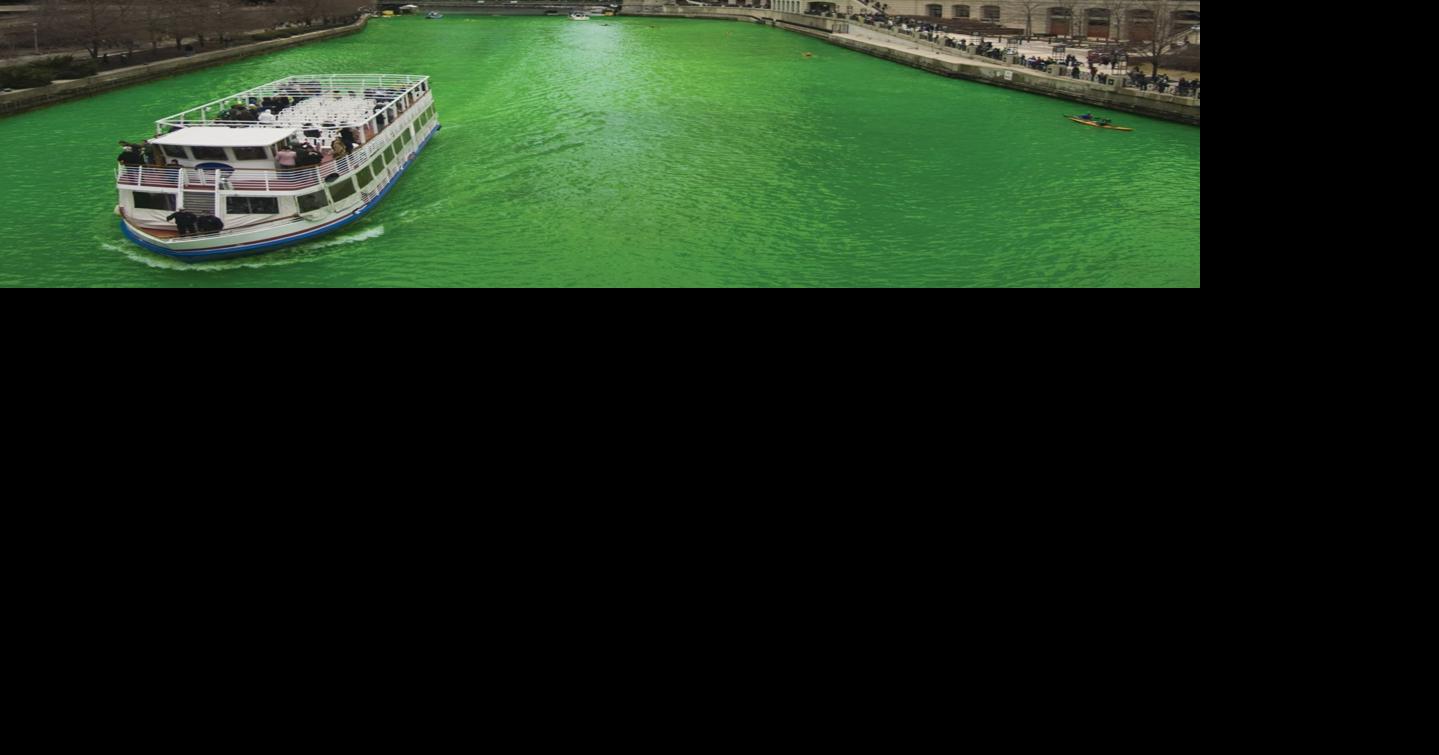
106 225 386 270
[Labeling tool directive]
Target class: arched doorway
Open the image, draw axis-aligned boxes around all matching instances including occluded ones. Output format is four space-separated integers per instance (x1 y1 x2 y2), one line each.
1128 9 1154 42
1086 8 1110 39
1048 6 1072 37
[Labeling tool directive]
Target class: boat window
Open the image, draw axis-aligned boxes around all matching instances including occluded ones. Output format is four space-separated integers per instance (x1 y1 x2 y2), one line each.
384 143 397 163
297 190 329 213
233 147 270 161
132 191 176 211
356 164 374 188
192 146 228 161
226 196 280 215
327 177 358 203
370 158 385 181
161 145 189 160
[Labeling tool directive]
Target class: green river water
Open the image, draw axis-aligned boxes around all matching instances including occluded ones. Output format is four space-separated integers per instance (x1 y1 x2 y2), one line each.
0 16 1200 287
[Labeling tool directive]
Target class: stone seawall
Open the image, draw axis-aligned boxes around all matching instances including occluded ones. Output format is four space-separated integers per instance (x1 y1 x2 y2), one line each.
619 5 1199 126
0 17 369 118
827 34 1199 125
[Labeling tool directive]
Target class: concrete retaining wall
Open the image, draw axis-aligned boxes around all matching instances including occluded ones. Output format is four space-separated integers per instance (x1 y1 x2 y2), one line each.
620 5 1199 125
828 34 1199 124
0 17 369 118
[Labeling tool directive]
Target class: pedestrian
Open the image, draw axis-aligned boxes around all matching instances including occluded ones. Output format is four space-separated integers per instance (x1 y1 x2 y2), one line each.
195 214 224 234
166 209 198 236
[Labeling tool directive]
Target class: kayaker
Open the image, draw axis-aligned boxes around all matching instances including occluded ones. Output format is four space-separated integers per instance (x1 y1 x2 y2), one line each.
1079 113 1094 121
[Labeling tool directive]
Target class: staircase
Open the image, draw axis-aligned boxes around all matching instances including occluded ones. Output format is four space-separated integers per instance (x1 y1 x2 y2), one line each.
183 191 216 215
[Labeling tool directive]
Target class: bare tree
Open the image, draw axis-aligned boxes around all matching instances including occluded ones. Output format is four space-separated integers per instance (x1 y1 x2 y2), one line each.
136 0 178 53
1133 0 1181 76
1017 1 1043 39
1107 0 1134 42
1052 0 1079 39
208 0 242 47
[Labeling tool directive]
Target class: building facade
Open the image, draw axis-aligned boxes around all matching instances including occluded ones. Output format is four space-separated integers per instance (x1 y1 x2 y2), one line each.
767 2 1200 42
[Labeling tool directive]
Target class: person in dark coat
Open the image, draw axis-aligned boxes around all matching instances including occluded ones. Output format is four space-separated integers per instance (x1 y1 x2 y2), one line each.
196 215 225 234
166 210 198 236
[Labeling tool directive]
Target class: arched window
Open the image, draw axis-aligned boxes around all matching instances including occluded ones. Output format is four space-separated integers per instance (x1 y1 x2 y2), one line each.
926 4 943 17
1086 8 1110 39
952 5 969 17
1127 8 1154 42
1048 6 1072 37
981 5 1000 22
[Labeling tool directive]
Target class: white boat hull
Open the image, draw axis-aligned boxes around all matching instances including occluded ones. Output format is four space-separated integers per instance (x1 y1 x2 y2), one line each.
122 123 441 262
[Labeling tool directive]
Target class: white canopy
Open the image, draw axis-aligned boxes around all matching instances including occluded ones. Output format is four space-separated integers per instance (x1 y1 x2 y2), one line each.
151 127 297 148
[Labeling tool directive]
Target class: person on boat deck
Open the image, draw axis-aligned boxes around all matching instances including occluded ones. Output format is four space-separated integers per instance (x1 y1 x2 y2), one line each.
331 137 349 158
118 146 143 166
258 109 277 125
166 209 198 236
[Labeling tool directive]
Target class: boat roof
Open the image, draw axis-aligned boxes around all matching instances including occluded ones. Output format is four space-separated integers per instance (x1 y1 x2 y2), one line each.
151 127 298 147
155 74 430 133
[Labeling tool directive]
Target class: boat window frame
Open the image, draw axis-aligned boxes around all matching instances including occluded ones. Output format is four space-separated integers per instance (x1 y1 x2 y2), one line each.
131 191 177 212
297 189 330 213
191 146 229 161
327 176 359 203
232 146 272 161
225 195 281 215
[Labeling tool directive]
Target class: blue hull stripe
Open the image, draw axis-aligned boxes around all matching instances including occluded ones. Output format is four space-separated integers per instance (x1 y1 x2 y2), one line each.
122 123 442 262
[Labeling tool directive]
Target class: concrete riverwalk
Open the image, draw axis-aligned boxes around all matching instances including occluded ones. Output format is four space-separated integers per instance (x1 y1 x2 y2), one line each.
619 5 1199 125
1 16 369 118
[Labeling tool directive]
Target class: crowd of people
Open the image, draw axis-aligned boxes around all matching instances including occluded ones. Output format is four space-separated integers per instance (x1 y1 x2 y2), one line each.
119 82 423 175
846 14 1201 99
116 140 177 169
162 210 223 237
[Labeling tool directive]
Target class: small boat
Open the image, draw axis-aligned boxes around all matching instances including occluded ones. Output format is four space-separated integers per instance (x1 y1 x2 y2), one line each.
425 12 444 19
570 12 590 20
1066 115 1133 132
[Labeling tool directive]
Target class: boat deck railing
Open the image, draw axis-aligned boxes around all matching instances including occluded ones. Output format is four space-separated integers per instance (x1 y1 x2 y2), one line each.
155 74 430 132
120 97 434 194
118 141 381 194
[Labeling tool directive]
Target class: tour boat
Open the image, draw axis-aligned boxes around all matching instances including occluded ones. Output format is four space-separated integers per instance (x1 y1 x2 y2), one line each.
570 12 590 20
426 11 444 19
116 74 441 261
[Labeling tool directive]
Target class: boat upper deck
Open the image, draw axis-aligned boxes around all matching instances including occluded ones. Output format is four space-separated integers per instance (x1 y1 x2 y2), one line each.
155 74 431 135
